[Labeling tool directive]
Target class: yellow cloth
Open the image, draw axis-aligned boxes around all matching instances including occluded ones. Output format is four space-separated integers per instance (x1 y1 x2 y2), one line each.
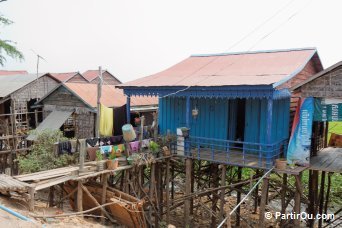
100 104 114 136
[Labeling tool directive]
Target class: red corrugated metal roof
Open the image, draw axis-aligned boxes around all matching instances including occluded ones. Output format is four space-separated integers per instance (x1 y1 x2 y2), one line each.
82 70 99 82
0 70 28 76
50 72 78 82
120 48 319 87
64 83 158 108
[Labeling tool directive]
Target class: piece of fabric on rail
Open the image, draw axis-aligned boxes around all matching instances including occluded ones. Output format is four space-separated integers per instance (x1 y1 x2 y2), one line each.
100 104 114 136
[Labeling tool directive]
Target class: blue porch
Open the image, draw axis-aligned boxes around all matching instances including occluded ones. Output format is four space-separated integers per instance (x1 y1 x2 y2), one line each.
124 85 290 168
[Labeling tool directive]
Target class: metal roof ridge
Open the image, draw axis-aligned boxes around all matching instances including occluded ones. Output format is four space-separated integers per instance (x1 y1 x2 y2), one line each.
191 47 317 57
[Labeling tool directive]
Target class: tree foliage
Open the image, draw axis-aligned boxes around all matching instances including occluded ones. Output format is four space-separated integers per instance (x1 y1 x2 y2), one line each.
18 130 78 174
0 10 24 66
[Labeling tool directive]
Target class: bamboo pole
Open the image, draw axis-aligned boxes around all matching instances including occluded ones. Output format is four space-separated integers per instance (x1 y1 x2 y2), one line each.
77 181 83 217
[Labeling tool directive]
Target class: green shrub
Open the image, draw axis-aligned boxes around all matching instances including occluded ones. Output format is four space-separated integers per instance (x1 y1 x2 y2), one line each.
18 129 77 174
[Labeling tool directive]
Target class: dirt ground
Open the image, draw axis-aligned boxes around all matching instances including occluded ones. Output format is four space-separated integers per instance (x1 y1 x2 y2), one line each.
0 194 112 228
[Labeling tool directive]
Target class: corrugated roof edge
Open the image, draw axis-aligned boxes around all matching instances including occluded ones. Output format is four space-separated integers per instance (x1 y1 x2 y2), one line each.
34 83 96 112
291 61 342 91
191 47 317 57
272 49 320 88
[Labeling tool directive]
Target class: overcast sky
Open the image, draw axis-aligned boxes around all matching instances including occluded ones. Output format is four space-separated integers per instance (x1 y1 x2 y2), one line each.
1 0 342 82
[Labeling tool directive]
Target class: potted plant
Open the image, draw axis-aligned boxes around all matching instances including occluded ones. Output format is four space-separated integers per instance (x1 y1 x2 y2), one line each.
180 127 189 137
275 158 287 170
106 153 119 170
96 150 105 171
149 141 160 157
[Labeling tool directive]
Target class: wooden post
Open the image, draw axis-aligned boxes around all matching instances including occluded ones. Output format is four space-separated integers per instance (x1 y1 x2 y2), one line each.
165 158 171 224
190 160 195 215
171 161 175 203
28 186 35 212
293 173 303 227
324 172 332 216
153 111 158 141
318 171 326 228
184 158 192 226
280 173 287 227
95 66 103 138
254 169 259 214
211 164 219 228
34 109 38 127
101 173 108 224
49 186 54 207
236 167 242 227
139 115 145 152
219 165 226 220
149 162 156 225
77 181 83 216
126 96 131 124
79 139 86 172
258 175 269 228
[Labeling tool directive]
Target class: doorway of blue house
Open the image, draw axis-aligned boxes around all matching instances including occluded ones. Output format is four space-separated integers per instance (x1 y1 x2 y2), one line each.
228 98 246 148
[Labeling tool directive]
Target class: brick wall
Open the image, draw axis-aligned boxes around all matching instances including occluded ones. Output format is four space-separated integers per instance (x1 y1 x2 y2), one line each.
300 66 342 98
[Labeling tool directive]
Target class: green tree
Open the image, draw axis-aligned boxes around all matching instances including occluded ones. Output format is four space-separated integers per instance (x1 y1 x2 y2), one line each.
0 5 24 66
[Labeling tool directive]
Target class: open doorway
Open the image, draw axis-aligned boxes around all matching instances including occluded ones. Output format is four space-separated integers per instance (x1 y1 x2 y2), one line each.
228 98 246 148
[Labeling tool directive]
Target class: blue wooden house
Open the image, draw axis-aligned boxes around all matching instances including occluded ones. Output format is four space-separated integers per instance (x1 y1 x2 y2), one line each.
119 48 323 168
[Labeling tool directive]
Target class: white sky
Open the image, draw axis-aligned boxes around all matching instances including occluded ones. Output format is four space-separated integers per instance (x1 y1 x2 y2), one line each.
1 0 342 82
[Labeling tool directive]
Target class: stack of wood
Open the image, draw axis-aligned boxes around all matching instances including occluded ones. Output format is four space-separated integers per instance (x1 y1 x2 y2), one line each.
0 174 29 194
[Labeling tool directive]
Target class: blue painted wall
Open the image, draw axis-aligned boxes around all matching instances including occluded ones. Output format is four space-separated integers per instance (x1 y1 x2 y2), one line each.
159 96 290 144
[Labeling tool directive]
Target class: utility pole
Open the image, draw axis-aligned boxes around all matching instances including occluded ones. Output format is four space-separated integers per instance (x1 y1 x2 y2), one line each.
96 66 103 138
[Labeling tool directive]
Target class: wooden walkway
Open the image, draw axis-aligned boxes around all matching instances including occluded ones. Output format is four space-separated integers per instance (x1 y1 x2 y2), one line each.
310 147 342 173
189 149 271 169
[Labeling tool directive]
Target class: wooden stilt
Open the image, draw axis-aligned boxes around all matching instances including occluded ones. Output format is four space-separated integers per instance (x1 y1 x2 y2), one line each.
171 161 175 203
219 165 226 221
254 169 259 214
293 173 302 227
324 172 332 216
190 160 195 215
101 173 108 224
49 186 54 207
280 173 287 227
318 171 326 228
28 186 35 212
77 181 83 217
149 162 156 226
165 158 171 224
258 175 269 228
184 158 192 226
236 167 242 227
211 164 219 228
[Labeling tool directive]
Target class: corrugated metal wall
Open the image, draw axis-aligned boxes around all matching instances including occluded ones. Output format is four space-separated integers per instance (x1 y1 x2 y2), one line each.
159 97 229 140
159 96 290 144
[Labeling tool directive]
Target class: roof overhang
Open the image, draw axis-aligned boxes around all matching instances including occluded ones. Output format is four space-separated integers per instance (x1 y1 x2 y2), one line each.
122 85 290 100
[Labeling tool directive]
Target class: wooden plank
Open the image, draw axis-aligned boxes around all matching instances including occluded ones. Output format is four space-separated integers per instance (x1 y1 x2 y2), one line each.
35 175 76 191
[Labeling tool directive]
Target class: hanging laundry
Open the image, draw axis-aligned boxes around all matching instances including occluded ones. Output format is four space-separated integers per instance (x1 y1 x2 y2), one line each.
129 141 140 152
86 138 99 147
100 145 113 154
100 104 114 136
110 135 123 145
99 137 111 146
70 139 77 153
58 141 72 155
141 139 151 148
113 144 125 152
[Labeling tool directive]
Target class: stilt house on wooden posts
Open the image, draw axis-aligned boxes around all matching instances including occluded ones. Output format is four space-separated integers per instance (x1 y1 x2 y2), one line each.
30 83 157 139
291 61 342 173
0 73 60 173
118 48 323 168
